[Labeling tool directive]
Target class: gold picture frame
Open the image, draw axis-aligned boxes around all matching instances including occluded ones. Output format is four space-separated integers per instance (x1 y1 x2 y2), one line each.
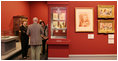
75 7 94 32
98 5 114 18
98 20 115 33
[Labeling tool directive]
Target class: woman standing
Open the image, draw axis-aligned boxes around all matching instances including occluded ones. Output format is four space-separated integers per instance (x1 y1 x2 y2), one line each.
40 21 48 55
20 21 29 59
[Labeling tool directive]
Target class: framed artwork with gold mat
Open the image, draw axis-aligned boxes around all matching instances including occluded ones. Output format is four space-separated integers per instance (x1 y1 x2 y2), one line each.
98 5 114 18
98 20 115 33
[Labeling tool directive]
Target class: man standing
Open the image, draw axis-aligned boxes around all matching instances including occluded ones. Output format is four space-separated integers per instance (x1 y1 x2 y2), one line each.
27 17 44 60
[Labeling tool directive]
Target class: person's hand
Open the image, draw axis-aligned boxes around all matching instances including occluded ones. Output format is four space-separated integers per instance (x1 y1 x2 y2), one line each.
23 31 25 33
41 35 44 37
43 36 48 39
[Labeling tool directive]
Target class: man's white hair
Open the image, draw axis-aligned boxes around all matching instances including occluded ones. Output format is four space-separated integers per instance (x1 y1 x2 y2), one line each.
33 17 38 23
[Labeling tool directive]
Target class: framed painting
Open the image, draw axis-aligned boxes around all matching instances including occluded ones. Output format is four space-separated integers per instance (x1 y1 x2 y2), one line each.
75 7 94 32
98 20 115 33
98 5 114 18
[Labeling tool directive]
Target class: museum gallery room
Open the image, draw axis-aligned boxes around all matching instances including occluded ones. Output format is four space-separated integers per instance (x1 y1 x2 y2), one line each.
1 1 117 60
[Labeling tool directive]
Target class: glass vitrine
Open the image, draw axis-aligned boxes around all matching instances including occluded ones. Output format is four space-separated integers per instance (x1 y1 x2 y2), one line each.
51 7 67 39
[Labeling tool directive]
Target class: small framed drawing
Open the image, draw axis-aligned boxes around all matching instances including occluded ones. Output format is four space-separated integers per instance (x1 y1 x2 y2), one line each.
52 21 59 29
59 13 66 20
98 20 115 33
98 5 114 18
59 21 66 28
75 7 94 32
53 13 59 20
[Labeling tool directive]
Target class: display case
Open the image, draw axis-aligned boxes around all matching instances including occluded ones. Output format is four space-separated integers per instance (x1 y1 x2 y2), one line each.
47 2 70 58
51 7 67 39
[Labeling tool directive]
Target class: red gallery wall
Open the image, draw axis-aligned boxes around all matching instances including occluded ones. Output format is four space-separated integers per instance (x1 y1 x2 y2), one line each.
1 1 30 33
47 1 117 55
29 1 48 25
68 1 117 54
1 1 117 54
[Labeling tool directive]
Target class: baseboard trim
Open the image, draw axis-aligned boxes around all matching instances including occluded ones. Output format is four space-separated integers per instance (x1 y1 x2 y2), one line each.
69 54 117 60
48 57 69 60
48 54 117 60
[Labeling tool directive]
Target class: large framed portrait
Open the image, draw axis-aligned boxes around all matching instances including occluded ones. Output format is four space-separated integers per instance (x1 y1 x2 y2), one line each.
98 20 115 33
75 7 94 32
98 5 114 18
